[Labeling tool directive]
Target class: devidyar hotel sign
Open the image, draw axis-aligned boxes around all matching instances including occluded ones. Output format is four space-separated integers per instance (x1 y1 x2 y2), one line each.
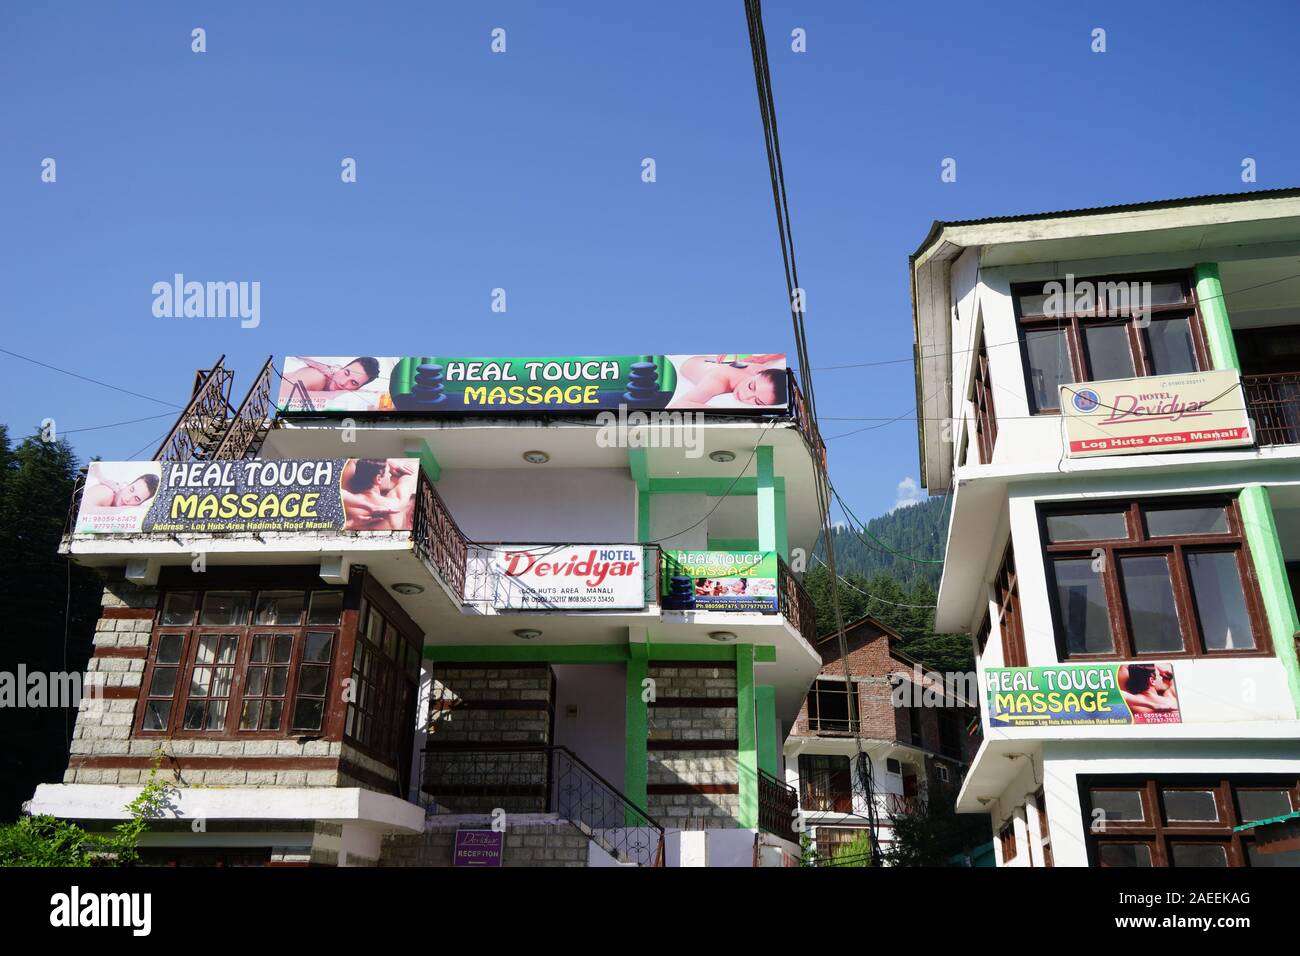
1060 369 1252 458
477 545 646 610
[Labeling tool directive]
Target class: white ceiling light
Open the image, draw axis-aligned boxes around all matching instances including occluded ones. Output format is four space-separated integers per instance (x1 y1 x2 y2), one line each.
522 450 550 464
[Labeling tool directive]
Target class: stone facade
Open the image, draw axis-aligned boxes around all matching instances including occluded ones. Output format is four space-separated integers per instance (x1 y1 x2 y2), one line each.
646 663 742 826
380 815 590 867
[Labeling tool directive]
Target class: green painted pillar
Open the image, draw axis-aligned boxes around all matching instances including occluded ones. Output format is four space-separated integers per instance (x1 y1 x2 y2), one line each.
756 446 776 554
755 685 778 777
736 643 758 828
625 644 650 820
1239 485 1300 717
775 488 789 562
403 439 441 481
1194 263 1241 372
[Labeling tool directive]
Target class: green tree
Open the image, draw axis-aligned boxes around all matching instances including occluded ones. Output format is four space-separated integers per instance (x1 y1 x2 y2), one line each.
885 786 991 867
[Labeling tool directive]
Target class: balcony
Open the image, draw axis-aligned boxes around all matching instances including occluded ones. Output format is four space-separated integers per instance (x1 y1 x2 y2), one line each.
1243 372 1300 446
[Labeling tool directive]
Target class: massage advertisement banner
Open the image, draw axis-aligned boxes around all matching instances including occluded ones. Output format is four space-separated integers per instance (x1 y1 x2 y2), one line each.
276 354 788 414
985 663 1181 728
467 545 646 610
73 459 418 534
661 550 779 613
1060 369 1252 458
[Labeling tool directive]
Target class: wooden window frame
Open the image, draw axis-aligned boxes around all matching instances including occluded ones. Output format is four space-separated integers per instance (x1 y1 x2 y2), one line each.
1013 270 1210 415
994 542 1028 667
972 331 998 464
1081 774 1300 868
135 588 345 740
806 677 859 734
999 820 1018 862
1034 789 1054 868
1039 496 1271 662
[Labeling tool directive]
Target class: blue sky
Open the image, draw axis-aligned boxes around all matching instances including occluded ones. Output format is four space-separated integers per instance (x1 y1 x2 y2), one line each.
2 1 1298 519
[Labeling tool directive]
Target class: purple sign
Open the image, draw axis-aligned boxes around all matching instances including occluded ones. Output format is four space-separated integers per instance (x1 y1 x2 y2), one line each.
453 829 504 867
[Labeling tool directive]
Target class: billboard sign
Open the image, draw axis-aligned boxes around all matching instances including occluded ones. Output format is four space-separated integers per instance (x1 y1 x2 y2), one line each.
276 354 788 414
985 663 1181 727
1060 370 1252 458
661 550 779 613
73 459 418 534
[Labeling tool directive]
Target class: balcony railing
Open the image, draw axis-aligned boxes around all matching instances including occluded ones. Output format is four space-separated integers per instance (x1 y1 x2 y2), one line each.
416 745 665 866
787 369 827 471
1243 372 1300 446
758 768 799 844
412 470 470 599
778 556 818 646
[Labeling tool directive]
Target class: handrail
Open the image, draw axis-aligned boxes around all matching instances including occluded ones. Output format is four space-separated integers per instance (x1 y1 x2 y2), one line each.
758 767 799 844
786 368 827 471
417 744 665 866
152 356 235 461
209 355 275 460
778 556 818 645
412 470 470 599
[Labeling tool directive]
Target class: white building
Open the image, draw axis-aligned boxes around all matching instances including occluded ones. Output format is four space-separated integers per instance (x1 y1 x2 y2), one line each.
911 189 1300 867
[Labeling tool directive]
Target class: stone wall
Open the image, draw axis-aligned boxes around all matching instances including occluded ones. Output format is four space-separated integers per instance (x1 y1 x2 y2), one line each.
645 663 742 826
380 816 590 867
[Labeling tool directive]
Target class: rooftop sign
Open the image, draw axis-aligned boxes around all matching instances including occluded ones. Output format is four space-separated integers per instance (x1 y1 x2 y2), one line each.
1060 369 1252 458
276 354 788 414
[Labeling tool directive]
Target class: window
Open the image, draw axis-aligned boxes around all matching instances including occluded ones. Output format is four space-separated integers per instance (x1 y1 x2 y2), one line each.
994 543 1027 667
999 821 1018 862
1041 497 1268 659
1082 776 1300 867
137 588 344 737
975 614 991 656
1034 790 1053 868
345 599 421 759
937 764 950 783
885 757 902 776
799 754 853 813
806 678 859 733
972 332 998 464
938 708 962 759
1014 273 1207 413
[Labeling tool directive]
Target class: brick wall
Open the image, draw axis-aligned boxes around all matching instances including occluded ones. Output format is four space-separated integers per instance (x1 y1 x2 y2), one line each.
645 663 742 827
422 664 556 813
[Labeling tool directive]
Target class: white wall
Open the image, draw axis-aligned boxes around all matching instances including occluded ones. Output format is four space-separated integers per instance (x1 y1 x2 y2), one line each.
436 468 636 542
551 664 626 792
649 493 710 551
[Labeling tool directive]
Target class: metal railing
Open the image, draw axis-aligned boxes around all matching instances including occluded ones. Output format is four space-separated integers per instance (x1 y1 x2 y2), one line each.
1243 372 1300 446
209 355 275 460
787 369 827 471
412 470 469 600
758 768 799 844
778 556 818 645
153 357 236 461
416 745 665 866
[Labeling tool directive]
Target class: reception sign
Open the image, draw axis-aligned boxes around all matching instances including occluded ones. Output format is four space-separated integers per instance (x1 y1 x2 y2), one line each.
661 550 779 613
277 354 788 414
1060 370 1252 458
469 545 646 610
985 663 1181 727
453 829 503 867
73 459 418 534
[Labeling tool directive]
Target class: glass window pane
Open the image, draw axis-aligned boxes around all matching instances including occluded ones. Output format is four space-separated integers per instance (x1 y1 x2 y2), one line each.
1163 789 1219 822
292 698 325 732
149 667 177 697
161 592 197 626
1120 555 1184 654
200 591 251 626
269 667 288 697
195 636 217 665
1146 316 1198 374
1046 512 1128 542
1024 328 1074 411
1018 292 1050 316
1187 552 1256 651
210 668 233 698
1247 844 1300 867
251 634 270 663
1147 281 1187 306
263 699 283 730
1237 789 1293 823
190 667 212 696
142 700 171 730
308 591 344 625
183 702 205 730
271 634 293 663
1098 843 1153 867
1171 844 1228 867
1054 558 1115 654
254 591 305 625
156 633 184 664
1145 506 1228 537
366 609 383 645
297 664 329 697
240 699 262 731
205 700 227 730
1083 324 1136 381
218 635 238 663
1091 789 1145 822
304 632 334 663
246 666 266 696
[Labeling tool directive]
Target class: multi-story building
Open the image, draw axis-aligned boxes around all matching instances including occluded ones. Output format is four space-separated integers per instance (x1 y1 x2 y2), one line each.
911 188 1300 867
783 615 978 859
27 353 828 867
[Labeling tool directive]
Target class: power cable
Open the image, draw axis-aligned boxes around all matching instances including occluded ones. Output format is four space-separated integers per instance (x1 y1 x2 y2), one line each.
0 347 183 408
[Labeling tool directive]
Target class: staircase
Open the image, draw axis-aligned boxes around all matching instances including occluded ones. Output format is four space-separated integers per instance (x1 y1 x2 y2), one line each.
153 355 276 461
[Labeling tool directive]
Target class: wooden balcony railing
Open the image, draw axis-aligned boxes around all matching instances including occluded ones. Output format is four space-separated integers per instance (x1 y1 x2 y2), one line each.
778 556 818 646
1243 372 1300 446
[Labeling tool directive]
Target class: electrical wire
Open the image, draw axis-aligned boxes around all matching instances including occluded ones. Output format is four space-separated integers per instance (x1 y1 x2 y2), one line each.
0 347 183 408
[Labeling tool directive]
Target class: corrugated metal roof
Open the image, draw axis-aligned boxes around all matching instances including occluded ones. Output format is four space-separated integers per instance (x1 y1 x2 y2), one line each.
912 186 1300 261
